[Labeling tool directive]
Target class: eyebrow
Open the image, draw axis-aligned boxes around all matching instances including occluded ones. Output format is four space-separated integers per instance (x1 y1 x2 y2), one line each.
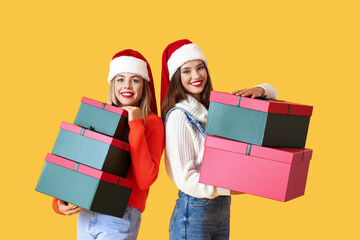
181 63 204 71
116 74 141 79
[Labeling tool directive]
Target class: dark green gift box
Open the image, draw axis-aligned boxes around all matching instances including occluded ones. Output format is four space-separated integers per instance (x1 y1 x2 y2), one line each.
36 154 132 218
74 97 129 142
205 91 313 148
52 122 131 177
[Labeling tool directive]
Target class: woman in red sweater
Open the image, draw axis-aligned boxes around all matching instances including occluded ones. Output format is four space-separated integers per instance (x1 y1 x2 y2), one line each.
52 49 164 240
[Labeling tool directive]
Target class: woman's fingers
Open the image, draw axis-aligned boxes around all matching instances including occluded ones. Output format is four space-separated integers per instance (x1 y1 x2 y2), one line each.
230 89 248 95
230 87 264 98
240 91 254 97
121 106 136 111
250 91 262 98
58 201 82 216
231 89 255 97
64 206 83 216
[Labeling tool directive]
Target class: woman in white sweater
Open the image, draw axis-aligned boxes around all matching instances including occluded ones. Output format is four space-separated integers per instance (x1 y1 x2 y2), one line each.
161 39 277 240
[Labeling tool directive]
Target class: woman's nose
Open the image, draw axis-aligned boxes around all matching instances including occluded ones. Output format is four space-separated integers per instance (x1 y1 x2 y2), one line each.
192 70 200 79
123 79 132 89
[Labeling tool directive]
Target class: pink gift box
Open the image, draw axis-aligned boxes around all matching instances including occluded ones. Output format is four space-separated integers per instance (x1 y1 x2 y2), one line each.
199 135 313 202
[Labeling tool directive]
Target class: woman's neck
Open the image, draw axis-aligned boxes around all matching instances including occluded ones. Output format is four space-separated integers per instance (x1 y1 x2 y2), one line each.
189 93 201 103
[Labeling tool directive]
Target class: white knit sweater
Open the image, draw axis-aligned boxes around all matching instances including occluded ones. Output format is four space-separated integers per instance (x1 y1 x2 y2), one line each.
164 84 278 199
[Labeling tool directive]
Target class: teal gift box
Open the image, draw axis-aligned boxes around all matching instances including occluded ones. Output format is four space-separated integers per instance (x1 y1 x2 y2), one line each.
52 122 131 177
36 154 132 218
205 91 313 148
74 97 129 142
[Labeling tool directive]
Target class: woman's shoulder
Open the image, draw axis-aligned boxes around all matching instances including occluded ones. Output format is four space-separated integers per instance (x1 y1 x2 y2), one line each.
165 108 190 127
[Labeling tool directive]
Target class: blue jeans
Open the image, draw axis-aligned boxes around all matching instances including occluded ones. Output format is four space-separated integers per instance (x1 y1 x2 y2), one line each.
77 207 141 240
169 191 231 240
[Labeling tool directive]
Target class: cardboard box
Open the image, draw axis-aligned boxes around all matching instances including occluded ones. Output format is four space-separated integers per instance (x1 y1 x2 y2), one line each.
36 154 132 218
205 91 313 147
52 122 131 177
199 135 313 202
74 97 129 142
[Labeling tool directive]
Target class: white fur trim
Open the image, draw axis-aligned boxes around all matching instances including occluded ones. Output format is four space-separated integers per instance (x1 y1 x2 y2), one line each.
107 56 150 83
167 43 208 80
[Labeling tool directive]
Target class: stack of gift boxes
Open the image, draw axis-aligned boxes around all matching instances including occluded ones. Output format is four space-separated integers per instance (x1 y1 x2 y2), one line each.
36 97 133 217
199 91 314 202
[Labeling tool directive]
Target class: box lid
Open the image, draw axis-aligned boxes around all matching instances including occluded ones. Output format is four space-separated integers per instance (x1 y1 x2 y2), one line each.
60 122 129 151
45 153 133 188
205 135 313 164
209 91 313 116
81 97 128 118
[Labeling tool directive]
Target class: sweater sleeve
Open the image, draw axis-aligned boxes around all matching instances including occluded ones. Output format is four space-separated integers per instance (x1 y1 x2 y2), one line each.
255 83 278 99
52 198 64 215
165 110 230 199
128 115 165 190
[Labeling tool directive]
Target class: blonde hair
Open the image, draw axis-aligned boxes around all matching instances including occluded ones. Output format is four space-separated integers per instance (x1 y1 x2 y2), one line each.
108 78 152 124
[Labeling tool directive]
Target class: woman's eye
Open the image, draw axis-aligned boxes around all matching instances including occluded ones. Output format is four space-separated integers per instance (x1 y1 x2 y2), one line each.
198 66 204 70
182 70 190 74
131 79 139 83
117 78 124 82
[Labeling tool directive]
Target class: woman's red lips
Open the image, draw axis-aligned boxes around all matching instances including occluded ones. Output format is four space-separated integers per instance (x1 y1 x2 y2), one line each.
190 80 203 87
120 92 134 98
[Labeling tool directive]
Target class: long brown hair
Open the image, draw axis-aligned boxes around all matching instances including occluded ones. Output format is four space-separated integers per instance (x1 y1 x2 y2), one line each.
108 78 152 123
161 63 213 121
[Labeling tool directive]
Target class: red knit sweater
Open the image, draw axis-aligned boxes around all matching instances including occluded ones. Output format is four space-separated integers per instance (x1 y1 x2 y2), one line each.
52 113 165 214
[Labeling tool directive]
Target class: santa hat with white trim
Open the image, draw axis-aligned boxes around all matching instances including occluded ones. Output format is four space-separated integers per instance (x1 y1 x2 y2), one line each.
161 39 208 105
107 49 157 114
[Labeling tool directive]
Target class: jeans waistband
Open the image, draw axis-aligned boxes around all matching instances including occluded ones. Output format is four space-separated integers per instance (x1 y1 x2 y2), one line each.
178 190 230 200
178 190 193 199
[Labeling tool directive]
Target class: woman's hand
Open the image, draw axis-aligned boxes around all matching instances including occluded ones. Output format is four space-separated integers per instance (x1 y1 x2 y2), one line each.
121 106 142 121
58 200 82 216
230 87 265 98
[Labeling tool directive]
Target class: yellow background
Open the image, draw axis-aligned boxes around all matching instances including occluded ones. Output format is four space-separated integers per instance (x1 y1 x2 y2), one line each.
1 0 359 239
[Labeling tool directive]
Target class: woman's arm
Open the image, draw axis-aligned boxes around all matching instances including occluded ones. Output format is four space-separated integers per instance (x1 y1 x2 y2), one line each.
165 110 230 199
128 115 165 190
231 83 278 99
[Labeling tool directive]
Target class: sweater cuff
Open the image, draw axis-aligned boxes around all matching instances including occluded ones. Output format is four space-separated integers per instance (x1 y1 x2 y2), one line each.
255 83 278 99
52 198 65 215
217 188 231 196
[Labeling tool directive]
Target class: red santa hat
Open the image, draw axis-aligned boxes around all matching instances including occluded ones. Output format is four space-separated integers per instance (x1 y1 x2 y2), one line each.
108 49 157 114
161 39 208 105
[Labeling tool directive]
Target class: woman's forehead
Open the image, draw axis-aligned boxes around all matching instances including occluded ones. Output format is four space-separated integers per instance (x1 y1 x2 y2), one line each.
181 60 204 69
116 72 142 78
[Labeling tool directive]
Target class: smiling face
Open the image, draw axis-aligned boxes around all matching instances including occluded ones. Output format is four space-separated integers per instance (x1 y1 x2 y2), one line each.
114 73 144 107
180 60 208 101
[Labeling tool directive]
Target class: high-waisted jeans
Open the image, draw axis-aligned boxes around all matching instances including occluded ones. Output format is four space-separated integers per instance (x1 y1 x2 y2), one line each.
169 190 231 240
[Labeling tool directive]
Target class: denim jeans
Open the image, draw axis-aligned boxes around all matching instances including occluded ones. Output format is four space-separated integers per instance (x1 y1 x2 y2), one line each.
169 191 231 240
77 206 141 240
